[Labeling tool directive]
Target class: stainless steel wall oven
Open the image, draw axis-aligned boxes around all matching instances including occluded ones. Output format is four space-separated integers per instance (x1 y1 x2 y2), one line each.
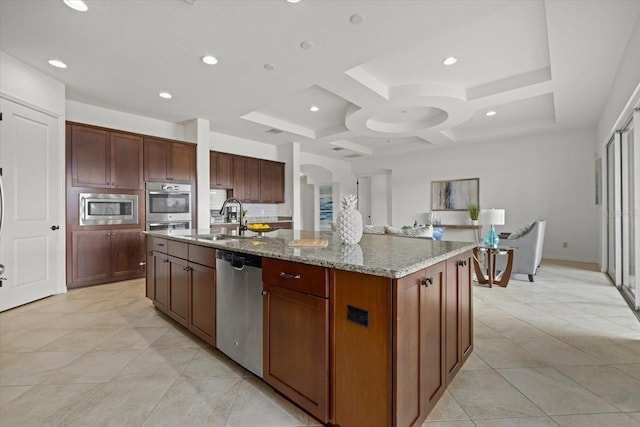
145 182 192 230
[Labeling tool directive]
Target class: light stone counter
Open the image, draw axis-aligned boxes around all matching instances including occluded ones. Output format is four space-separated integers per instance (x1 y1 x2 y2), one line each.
145 229 475 279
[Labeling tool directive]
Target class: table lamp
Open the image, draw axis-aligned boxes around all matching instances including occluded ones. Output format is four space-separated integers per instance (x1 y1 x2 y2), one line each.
480 208 505 248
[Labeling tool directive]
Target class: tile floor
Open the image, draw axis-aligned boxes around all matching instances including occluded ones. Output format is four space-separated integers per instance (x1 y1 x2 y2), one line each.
1 261 639 426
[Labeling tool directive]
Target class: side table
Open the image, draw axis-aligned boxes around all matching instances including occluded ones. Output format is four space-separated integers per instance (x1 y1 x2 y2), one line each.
472 246 515 288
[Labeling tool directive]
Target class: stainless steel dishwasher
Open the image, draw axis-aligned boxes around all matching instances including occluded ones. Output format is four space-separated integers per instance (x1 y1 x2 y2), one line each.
216 249 263 377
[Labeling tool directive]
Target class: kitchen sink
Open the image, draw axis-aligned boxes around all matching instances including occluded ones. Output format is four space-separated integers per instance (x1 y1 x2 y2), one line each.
196 234 234 241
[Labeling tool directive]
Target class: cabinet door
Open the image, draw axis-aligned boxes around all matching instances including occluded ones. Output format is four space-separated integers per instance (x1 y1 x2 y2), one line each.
189 262 216 345
145 240 155 300
445 256 463 384
169 142 195 183
260 160 274 202
111 132 143 189
264 284 329 422
210 151 233 188
110 230 144 278
144 138 169 182
153 251 170 313
246 157 261 202
71 230 110 284
71 125 110 188
422 262 447 413
272 161 285 203
168 256 189 326
232 156 248 200
459 251 473 361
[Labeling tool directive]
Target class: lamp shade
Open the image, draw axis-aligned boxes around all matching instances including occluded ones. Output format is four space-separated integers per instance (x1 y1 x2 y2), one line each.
479 208 505 225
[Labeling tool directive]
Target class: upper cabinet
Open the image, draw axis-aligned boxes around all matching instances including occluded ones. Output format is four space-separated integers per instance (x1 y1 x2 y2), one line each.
210 151 234 189
144 137 195 183
260 160 285 203
232 155 261 202
70 124 143 190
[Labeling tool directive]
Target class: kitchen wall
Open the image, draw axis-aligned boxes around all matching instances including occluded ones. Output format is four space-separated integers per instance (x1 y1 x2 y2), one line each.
352 126 600 263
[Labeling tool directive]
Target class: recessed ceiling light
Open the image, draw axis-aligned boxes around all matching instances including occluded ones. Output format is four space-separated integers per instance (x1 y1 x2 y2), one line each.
159 92 172 99
286 0 301 3
263 63 275 71
486 110 497 116
350 13 365 25
201 55 218 65
300 41 314 50
309 106 319 112
442 56 458 66
48 59 67 69
63 0 88 12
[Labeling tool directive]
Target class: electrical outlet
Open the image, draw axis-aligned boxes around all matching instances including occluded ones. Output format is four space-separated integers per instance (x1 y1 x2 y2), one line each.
562 242 568 248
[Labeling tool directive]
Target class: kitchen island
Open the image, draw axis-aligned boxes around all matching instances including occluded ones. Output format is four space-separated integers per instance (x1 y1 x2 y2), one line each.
144 229 475 427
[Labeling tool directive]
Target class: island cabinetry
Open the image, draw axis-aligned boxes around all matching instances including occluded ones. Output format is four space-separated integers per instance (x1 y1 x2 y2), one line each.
70 124 143 190
147 237 216 345
445 251 473 385
232 155 261 202
210 151 234 189
70 229 144 286
262 258 329 423
395 262 447 427
144 137 195 183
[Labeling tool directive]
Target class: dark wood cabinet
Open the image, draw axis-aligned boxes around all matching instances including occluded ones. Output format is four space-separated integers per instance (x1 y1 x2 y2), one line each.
395 262 446 427
146 237 216 345
262 258 329 423
70 125 143 190
210 151 234 189
144 137 195 183
260 160 285 203
71 229 144 286
232 156 261 202
445 251 473 385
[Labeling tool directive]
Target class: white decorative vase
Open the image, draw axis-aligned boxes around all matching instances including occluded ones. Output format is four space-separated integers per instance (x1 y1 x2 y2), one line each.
337 194 363 244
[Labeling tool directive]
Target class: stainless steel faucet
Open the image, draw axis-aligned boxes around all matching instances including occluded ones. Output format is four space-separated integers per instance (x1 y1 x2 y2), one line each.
219 198 246 234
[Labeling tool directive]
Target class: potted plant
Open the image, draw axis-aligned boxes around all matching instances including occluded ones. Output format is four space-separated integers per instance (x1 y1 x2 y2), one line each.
468 204 480 225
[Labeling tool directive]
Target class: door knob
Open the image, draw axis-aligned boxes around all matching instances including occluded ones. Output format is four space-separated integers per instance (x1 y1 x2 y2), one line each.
50 225 60 230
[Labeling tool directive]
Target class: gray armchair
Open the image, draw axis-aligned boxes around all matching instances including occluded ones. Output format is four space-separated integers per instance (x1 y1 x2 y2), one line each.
496 219 546 282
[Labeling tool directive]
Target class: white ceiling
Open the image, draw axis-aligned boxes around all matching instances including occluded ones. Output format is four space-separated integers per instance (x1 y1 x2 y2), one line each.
1 0 639 161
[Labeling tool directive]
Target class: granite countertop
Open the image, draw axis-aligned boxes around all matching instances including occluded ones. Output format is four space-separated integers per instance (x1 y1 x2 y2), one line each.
145 229 475 279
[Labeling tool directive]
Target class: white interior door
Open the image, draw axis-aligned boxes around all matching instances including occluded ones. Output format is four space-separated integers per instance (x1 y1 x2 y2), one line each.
0 98 61 311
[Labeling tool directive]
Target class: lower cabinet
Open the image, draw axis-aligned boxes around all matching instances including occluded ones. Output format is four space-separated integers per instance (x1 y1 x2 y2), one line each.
262 258 329 423
147 237 216 345
445 251 473 384
71 229 144 286
395 261 447 427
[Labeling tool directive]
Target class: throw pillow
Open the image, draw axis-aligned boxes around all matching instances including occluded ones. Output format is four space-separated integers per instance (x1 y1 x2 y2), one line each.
508 222 534 239
363 225 385 234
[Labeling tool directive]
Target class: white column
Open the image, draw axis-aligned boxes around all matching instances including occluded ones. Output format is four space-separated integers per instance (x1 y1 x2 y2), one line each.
277 142 301 229
184 118 210 230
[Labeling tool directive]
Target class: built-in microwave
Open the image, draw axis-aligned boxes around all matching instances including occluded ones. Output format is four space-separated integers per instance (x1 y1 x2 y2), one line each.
79 193 138 226
145 182 192 223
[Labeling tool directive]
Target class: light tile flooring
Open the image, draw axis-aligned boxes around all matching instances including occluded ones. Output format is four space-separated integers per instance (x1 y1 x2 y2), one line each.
1 261 639 426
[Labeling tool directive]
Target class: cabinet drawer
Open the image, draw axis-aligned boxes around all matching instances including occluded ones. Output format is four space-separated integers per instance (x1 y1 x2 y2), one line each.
152 237 168 253
189 244 216 267
263 258 328 298
168 240 189 259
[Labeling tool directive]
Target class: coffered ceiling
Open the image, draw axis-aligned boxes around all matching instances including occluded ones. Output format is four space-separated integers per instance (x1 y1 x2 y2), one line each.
1 0 638 161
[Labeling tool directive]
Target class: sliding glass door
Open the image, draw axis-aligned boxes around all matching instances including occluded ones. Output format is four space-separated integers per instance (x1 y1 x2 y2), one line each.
607 110 639 310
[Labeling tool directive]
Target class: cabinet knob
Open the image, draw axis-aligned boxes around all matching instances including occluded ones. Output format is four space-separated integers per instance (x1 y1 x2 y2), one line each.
458 260 467 267
261 291 268 296
421 277 433 287
50 225 60 231
139 262 146 266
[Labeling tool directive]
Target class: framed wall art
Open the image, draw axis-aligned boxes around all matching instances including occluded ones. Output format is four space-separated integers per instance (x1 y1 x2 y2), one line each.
431 178 479 211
